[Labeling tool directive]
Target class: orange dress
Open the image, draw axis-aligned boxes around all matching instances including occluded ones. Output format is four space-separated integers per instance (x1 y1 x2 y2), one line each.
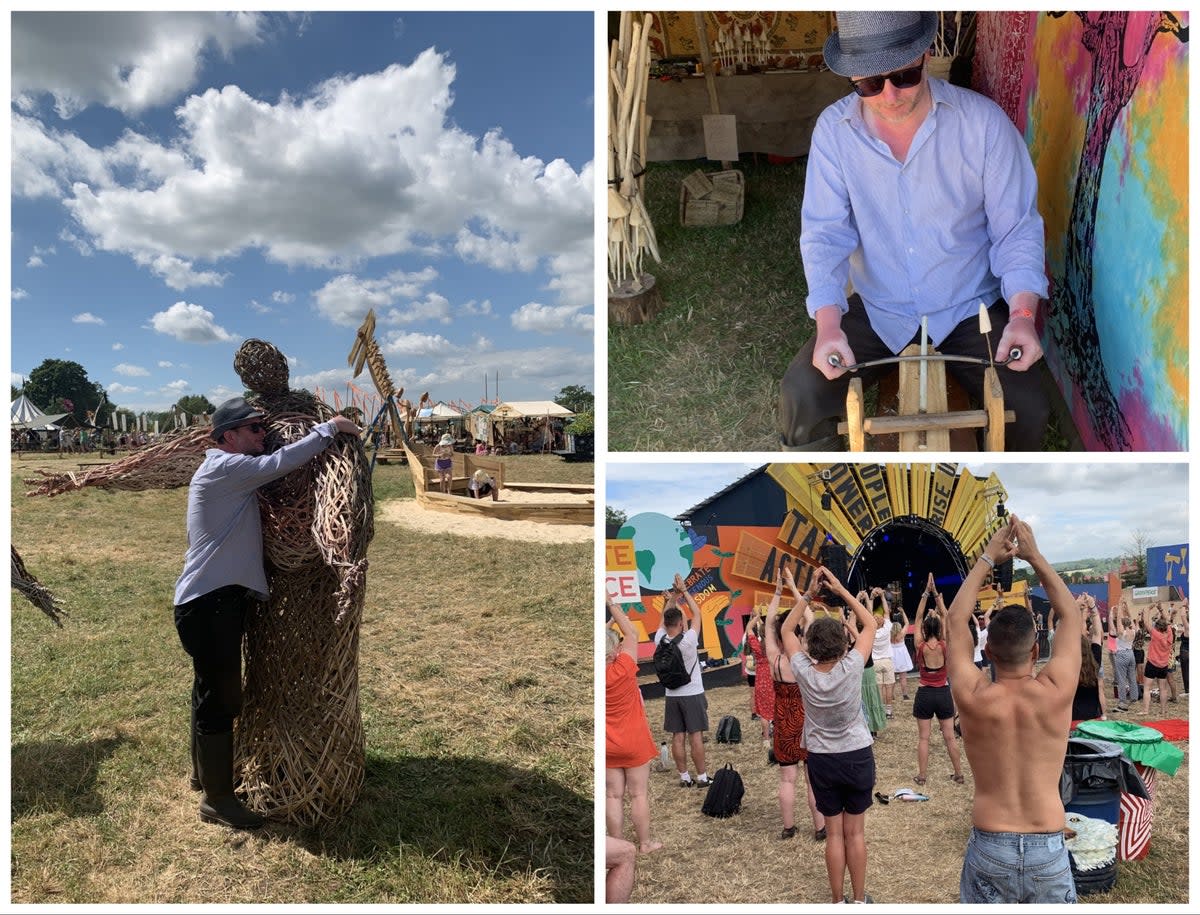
606 653 658 769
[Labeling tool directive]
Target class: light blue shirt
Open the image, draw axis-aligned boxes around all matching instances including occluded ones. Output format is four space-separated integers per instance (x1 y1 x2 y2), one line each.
801 77 1048 353
173 421 339 605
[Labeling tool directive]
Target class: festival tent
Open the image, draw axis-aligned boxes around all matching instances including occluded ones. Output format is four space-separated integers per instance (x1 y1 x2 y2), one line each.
488 401 575 450
489 401 574 421
10 394 70 430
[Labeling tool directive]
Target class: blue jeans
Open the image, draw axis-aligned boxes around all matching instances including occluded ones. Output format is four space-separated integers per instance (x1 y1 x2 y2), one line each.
960 828 1077 904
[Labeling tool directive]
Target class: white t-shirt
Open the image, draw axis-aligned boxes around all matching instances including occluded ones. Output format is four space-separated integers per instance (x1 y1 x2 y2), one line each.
871 619 892 661
654 626 704 696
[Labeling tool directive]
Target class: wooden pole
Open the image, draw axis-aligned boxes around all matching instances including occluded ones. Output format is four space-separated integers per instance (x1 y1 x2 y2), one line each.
692 11 730 169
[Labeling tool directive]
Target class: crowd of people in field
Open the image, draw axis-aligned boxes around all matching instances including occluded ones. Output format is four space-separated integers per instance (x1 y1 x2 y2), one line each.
605 515 1187 904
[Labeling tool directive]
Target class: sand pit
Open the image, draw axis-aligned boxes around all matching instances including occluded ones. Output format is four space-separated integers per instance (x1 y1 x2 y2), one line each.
379 490 594 543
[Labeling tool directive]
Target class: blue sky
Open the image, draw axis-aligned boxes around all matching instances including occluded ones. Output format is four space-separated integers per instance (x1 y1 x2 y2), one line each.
9 11 594 415
606 461 1190 565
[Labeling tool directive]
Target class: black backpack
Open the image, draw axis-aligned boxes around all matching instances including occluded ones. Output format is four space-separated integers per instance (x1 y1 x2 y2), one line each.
653 633 693 689
701 763 745 818
715 715 742 744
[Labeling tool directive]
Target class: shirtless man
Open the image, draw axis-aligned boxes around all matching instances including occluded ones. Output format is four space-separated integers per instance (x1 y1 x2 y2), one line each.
946 515 1081 904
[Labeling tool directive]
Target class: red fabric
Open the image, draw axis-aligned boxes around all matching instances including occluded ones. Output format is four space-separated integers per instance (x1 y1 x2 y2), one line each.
605 653 657 769
1119 764 1157 860
917 642 949 687
772 679 807 764
1140 719 1189 742
747 632 774 720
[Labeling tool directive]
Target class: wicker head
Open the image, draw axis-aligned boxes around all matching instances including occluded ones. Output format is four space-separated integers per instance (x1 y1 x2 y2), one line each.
235 339 291 394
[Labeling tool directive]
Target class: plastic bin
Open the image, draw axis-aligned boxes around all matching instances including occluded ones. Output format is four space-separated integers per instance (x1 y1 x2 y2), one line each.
1073 720 1179 860
1061 738 1124 826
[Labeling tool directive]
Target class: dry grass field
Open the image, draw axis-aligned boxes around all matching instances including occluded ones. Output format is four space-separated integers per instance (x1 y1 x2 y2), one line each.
11 452 594 904
622 677 1188 905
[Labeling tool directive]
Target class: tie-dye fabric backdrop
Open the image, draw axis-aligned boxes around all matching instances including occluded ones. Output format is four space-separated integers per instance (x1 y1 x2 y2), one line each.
974 11 1188 451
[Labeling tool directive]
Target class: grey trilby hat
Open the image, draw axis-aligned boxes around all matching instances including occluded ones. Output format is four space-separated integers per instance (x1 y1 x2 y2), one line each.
211 396 266 439
823 11 938 78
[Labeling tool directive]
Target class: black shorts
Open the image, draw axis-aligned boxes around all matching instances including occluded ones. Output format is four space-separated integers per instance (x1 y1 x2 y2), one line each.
1091 642 1103 669
1144 660 1171 680
807 745 876 817
913 684 955 720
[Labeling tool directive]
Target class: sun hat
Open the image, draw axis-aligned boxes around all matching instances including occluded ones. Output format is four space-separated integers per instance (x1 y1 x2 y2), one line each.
211 397 266 440
439 433 453 445
823 11 938 78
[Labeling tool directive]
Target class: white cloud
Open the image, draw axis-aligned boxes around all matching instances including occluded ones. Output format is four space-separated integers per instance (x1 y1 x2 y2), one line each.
112 342 124 350
13 288 29 300
207 384 240 404
162 379 191 395
271 290 295 304
114 362 150 377
12 12 262 117
382 331 451 358
107 382 140 395
385 292 451 326
15 49 591 301
313 268 438 326
72 311 105 325
460 299 492 317
510 302 593 336
27 255 45 268
150 301 236 343
143 254 227 291
292 368 356 393
248 299 272 314
157 360 174 368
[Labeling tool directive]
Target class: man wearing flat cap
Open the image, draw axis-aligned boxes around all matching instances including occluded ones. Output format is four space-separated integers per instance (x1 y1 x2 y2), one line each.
779 11 1049 451
172 397 360 828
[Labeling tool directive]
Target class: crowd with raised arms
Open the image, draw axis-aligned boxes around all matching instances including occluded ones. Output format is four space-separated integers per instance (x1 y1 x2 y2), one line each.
603 513 1188 903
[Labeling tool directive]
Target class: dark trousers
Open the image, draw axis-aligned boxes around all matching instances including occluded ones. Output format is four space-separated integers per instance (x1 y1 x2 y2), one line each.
1181 638 1189 693
778 297 1049 450
174 585 251 735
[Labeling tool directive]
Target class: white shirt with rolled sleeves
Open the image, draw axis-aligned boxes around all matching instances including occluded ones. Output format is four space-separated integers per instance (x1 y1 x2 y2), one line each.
653 626 705 697
173 420 340 606
801 77 1048 353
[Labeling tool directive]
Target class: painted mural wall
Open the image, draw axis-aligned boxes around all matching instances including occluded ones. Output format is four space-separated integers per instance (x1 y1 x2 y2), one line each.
1147 542 1189 596
973 11 1189 451
609 463 1010 663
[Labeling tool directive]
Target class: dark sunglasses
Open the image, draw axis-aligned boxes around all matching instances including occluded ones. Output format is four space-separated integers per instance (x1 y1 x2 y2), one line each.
237 422 266 434
850 63 924 98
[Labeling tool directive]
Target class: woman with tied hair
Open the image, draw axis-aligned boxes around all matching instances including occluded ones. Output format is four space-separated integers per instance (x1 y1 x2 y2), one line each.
1072 633 1107 723
1109 600 1139 712
913 573 964 787
604 595 662 854
745 613 775 747
764 562 826 842
1141 602 1176 717
791 566 877 905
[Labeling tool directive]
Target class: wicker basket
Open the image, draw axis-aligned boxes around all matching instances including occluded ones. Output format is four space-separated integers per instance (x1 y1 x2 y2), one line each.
679 169 745 227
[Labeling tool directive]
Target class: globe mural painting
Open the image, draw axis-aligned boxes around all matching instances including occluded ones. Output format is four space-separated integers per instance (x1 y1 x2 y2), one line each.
616 512 694 591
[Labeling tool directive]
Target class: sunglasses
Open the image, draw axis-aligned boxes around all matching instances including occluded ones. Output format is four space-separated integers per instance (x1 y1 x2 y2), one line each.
850 63 924 98
237 422 266 434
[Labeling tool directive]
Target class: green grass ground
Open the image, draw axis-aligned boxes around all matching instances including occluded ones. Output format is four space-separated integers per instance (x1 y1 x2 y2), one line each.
11 453 594 904
608 158 1074 451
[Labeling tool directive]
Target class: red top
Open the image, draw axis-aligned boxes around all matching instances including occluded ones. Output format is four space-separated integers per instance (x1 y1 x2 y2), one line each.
606 653 658 769
1148 626 1174 668
917 642 949 688
747 631 775 720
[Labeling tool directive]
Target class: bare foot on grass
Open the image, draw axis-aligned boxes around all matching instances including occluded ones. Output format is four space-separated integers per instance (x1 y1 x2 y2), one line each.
639 840 663 854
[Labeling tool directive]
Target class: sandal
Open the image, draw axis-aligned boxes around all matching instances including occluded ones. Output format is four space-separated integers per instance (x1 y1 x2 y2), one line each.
814 827 827 841
874 791 890 805
951 773 965 785
913 775 927 786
